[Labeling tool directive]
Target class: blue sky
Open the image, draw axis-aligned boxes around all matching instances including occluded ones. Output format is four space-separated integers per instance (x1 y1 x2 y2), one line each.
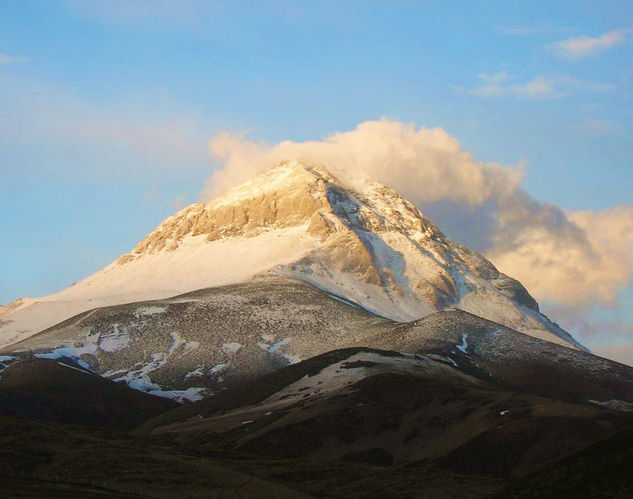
1 1 632 362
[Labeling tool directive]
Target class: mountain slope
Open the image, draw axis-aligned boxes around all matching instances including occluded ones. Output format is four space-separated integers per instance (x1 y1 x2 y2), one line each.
0 357 177 429
6 283 625 404
0 160 583 351
358 309 633 404
5 275 394 400
140 348 632 479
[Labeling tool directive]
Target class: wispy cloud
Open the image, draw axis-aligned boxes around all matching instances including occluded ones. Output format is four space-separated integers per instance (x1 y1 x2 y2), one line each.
573 118 618 136
557 75 616 92
468 72 557 98
463 72 614 99
548 29 630 59
0 54 27 64
498 24 573 36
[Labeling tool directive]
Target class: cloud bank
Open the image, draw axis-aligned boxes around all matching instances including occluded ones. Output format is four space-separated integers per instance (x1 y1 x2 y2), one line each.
202 119 633 310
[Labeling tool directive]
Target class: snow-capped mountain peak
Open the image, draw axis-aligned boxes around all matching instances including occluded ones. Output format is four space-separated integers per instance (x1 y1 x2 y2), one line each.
0 160 584 350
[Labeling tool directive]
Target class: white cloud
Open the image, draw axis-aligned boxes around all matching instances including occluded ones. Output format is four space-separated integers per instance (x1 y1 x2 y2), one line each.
465 72 614 99
0 54 26 64
491 205 633 307
203 120 524 206
548 29 630 59
202 119 633 311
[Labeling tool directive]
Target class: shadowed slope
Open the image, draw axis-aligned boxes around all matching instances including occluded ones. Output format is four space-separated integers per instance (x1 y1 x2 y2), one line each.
140 347 633 479
0 358 177 429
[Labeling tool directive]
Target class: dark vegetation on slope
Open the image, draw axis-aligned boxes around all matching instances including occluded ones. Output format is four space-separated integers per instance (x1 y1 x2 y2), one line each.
136 347 402 433
0 358 177 429
141 348 633 481
0 417 305 499
0 346 632 498
3 295 633 497
500 424 633 498
362 309 633 404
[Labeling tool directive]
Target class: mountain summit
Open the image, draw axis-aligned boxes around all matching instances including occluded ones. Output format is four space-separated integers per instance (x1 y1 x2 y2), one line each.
0 160 583 350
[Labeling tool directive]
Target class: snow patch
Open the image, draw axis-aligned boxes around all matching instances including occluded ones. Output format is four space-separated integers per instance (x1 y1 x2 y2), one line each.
455 333 469 354
589 399 633 412
262 352 436 407
97 324 131 352
209 363 226 375
136 306 166 316
148 387 207 402
184 368 204 379
221 342 242 355
112 331 198 395
258 337 297 363
282 353 302 364
56 361 96 375
269 337 291 353
34 344 97 371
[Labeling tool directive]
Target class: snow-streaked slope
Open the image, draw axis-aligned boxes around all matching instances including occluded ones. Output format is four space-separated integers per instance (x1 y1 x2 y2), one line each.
0 226 318 348
7 276 395 401
1 159 584 350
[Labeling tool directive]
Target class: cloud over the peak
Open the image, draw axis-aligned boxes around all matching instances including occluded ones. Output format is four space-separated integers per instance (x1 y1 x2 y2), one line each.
204 120 524 206
202 120 633 310
548 29 630 59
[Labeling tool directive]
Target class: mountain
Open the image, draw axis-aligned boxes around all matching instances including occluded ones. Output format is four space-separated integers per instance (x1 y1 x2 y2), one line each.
0 160 582 351
1 160 633 498
0 160 592 401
